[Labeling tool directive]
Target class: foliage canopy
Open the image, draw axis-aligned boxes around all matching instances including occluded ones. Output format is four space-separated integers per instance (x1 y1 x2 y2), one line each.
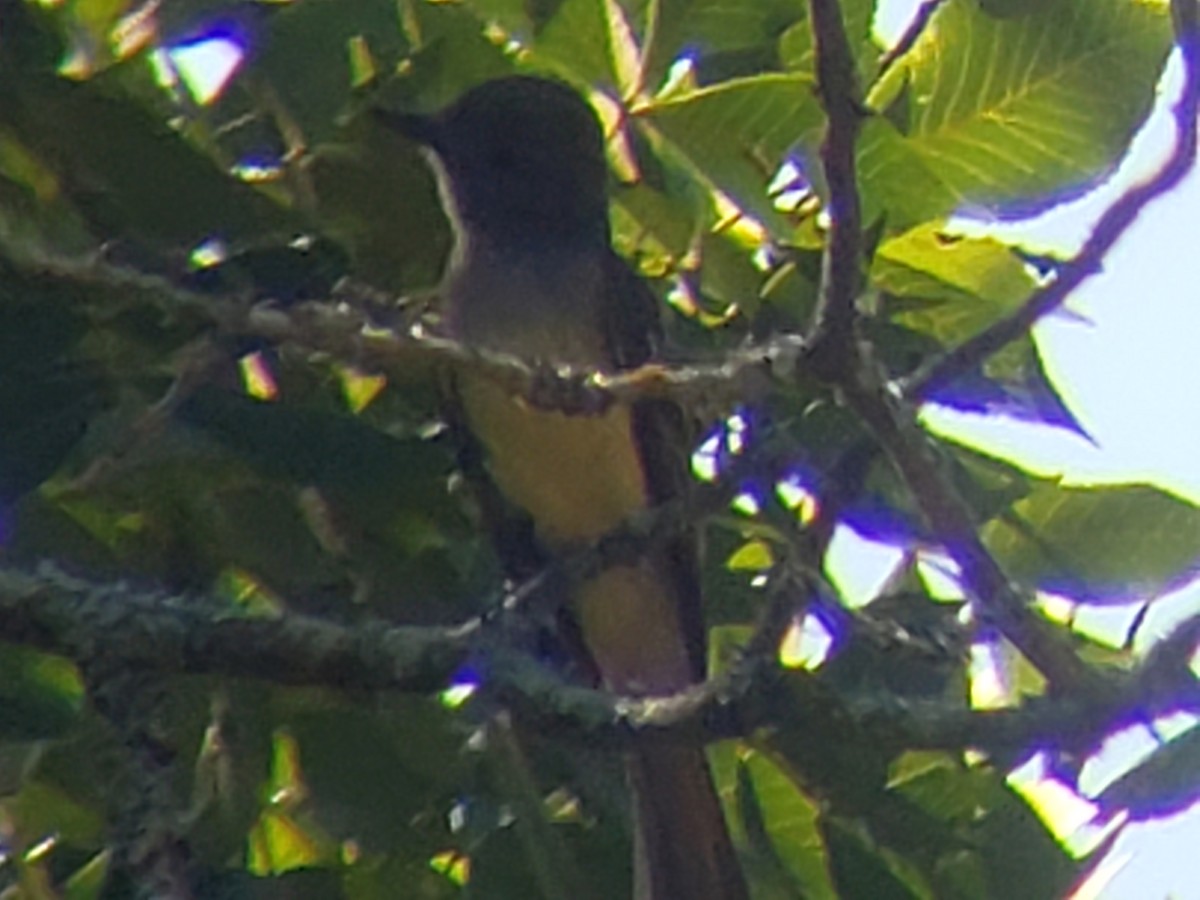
0 0 1196 897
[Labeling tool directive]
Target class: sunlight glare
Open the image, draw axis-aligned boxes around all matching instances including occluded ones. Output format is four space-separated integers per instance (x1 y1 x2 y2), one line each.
825 525 904 608
779 613 835 670
1008 753 1102 847
153 33 247 105
968 639 1015 710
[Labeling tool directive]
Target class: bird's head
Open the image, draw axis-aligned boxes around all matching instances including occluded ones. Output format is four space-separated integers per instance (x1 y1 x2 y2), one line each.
378 76 611 246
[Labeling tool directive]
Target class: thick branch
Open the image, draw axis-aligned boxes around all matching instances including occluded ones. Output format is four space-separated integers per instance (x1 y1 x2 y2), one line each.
87 662 196 900
0 565 473 692
807 0 865 373
0 565 1194 763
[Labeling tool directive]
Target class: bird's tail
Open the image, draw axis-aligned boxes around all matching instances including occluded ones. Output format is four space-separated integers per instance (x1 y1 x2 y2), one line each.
628 744 748 900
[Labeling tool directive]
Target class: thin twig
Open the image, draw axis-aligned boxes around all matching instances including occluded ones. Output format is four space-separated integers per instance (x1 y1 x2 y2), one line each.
876 0 948 80
12 244 809 416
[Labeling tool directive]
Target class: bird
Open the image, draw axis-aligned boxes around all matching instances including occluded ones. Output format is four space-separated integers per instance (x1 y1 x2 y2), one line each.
378 75 748 900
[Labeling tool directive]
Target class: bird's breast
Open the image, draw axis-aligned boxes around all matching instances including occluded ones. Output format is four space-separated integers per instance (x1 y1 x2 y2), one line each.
445 238 693 693
446 241 649 544
444 239 610 367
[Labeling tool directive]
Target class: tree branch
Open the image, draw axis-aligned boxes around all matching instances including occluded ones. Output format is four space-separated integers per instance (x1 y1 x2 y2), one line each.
86 661 196 900
807 0 865 375
0 564 1194 768
840 366 1102 694
14 246 810 419
0 565 474 692
876 0 948 80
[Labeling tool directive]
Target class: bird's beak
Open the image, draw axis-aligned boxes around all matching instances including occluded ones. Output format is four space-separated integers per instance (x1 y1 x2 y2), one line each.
373 108 440 148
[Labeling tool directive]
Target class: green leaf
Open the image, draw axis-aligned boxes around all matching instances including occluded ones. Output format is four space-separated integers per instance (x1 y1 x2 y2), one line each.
945 442 1035 521
970 781 1080 900
696 229 777 317
0 67 295 248
891 752 1078 899
856 116 963 227
656 0 806 55
253 0 409 145
875 222 1039 342
978 337 1090 435
641 0 807 86
288 704 463 853
733 749 837 899
821 817 929 900
308 134 451 291
612 131 714 258
889 752 1006 830
63 851 109 900
641 73 823 228
0 645 83 740
533 0 620 88
780 0 880 80
209 485 348 601
389 0 514 108
176 388 454 519
864 0 1172 223
985 482 1200 600
7 778 105 848
726 537 775 571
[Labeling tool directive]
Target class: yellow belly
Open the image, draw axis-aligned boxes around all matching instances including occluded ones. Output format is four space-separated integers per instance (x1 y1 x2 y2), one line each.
459 375 648 545
459 374 693 693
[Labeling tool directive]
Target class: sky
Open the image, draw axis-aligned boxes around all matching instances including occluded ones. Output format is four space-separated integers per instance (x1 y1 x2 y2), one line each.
864 2 1200 897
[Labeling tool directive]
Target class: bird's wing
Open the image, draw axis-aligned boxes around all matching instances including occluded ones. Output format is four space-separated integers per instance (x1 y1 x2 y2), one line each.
600 252 707 680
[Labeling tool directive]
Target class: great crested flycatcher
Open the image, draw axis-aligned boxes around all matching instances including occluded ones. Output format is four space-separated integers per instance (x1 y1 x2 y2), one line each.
381 75 747 900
